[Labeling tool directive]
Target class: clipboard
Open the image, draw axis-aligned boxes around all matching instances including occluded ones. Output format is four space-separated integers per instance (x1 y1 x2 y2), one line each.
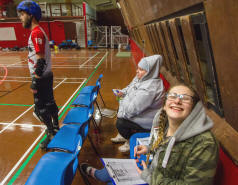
100 158 148 185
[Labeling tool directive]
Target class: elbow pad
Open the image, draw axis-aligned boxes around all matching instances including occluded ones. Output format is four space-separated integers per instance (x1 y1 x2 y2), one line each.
35 58 46 76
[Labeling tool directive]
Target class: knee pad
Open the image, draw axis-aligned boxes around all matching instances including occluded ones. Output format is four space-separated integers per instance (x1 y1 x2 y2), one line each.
37 107 53 129
46 102 58 114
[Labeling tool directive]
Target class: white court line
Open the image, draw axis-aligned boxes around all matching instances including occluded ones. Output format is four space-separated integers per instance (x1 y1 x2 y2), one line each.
0 78 67 135
80 52 99 67
5 64 95 67
0 76 85 80
58 78 86 114
1 80 83 84
95 51 108 69
0 78 87 185
6 61 23 67
0 130 46 185
51 56 103 59
6 65 95 69
0 122 46 128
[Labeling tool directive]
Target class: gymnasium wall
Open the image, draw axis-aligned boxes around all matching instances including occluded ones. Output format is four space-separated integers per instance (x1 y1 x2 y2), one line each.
0 21 65 48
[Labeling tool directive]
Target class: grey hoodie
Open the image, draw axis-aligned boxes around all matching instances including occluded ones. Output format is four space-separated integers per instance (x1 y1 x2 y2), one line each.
117 55 165 130
141 101 216 184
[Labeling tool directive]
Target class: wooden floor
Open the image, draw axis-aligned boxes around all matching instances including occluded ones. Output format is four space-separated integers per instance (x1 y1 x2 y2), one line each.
0 49 136 185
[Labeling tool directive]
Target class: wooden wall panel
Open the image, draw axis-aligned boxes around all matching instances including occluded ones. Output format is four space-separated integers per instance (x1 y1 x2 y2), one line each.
152 24 169 70
138 25 154 55
124 0 140 27
169 19 191 84
124 0 203 26
160 21 180 79
180 15 206 102
119 0 138 28
155 22 172 71
145 25 156 54
205 0 238 131
119 1 132 29
148 25 159 53
157 22 174 74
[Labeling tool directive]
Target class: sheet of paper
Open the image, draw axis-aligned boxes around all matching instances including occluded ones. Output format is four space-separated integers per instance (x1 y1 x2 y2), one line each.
102 158 147 185
136 137 153 161
136 137 150 146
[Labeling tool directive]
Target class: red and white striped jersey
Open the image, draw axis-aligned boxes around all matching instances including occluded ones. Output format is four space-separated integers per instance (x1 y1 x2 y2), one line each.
28 26 51 77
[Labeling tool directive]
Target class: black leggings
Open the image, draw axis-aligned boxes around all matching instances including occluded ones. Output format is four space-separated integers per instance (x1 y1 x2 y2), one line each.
33 72 58 133
116 118 150 139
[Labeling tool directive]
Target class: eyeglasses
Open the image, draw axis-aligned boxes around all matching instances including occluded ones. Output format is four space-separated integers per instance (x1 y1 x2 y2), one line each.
166 93 194 103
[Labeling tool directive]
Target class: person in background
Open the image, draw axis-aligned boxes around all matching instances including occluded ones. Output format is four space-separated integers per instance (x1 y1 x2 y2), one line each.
17 0 59 150
79 83 219 185
111 55 165 153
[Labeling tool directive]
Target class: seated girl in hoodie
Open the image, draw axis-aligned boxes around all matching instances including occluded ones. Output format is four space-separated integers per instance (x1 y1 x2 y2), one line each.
80 83 219 185
111 55 165 153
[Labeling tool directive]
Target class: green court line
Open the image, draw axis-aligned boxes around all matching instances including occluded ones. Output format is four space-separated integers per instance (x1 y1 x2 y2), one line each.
0 103 32 107
7 135 46 184
7 51 108 185
0 103 74 108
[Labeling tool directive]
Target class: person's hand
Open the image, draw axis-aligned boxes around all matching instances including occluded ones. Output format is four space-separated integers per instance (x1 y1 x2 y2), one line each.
34 74 40 78
134 145 148 160
117 91 124 97
136 160 147 174
30 88 37 94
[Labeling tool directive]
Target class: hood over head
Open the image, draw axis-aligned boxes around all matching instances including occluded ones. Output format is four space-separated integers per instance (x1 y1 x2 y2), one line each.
161 101 214 168
138 55 162 81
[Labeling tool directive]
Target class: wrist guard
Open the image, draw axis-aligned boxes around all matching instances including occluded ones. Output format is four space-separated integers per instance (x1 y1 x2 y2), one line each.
31 77 38 90
35 58 46 77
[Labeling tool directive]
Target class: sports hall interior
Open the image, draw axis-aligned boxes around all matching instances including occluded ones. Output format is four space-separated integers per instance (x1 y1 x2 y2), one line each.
0 0 238 185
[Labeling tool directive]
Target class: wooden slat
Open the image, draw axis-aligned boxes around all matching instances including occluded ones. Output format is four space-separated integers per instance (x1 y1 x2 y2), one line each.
156 22 174 74
155 22 172 71
169 18 191 84
152 24 169 70
180 15 206 102
147 25 158 53
145 25 157 54
160 21 180 79
150 23 163 54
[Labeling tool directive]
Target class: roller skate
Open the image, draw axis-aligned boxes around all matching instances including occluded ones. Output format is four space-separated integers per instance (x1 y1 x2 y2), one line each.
40 129 54 151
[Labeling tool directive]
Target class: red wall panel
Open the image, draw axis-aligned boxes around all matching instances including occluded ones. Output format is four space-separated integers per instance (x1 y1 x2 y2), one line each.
49 21 65 45
0 21 65 48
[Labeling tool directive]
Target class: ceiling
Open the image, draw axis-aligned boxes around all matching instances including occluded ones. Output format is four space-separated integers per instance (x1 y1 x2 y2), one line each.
13 0 118 11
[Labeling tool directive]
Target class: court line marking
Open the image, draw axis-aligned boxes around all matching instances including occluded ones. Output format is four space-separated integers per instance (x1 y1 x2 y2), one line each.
59 51 109 120
0 76 85 80
51 56 103 59
1 78 86 185
0 80 84 83
0 131 46 185
80 52 99 67
0 122 46 128
5 65 95 69
0 103 75 109
6 61 23 67
5 51 108 185
0 78 67 135
6 64 94 67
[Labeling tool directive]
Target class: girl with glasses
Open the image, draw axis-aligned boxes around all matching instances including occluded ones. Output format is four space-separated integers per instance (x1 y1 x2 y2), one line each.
135 83 219 185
